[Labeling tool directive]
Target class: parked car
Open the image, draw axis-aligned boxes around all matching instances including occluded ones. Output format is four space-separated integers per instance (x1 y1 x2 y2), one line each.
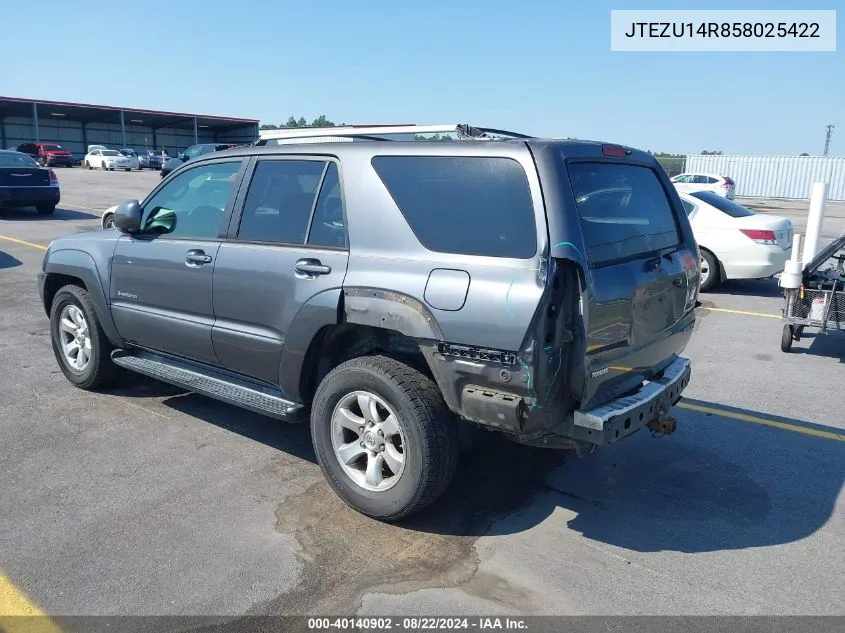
671 172 736 199
160 143 238 179
135 149 162 170
0 150 59 215
118 149 141 170
84 149 132 171
39 137 699 521
15 143 73 167
679 190 793 291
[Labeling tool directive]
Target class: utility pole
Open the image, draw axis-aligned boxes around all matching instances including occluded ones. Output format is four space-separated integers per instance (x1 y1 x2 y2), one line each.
823 124 834 156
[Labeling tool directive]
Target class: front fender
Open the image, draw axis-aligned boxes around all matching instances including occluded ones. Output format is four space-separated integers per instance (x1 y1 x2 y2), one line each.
41 248 122 346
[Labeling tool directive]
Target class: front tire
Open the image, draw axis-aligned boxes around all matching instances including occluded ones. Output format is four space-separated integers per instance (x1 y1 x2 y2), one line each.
699 249 720 292
102 213 115 229
781 324 794 353
86 161 92 169
49 285 119 390
310 355 459 521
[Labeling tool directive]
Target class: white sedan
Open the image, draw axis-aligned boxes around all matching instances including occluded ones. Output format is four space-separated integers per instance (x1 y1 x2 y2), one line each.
84 149 133 171
679 190 793 291
672 172 736 199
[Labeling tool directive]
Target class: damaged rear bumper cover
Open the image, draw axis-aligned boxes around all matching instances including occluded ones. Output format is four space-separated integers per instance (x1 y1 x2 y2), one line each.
571 356 691 445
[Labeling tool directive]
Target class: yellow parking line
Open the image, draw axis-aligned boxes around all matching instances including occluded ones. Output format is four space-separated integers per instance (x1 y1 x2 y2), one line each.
678 402 845 442
0 235 47 251
701 306 781 319
0 572 63 632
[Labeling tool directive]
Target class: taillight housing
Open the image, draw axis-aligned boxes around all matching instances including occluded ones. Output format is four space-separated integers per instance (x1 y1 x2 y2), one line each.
48 169 59 186
740 229 776 245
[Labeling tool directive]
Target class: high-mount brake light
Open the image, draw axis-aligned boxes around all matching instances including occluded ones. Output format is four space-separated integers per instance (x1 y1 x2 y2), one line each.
602 144 630 157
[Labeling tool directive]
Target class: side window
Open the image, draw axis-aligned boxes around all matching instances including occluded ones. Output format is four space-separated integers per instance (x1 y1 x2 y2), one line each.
693 175 709 184
237 159 328 244
183 146 202 160
681 199 696 216
706 176 718 184
307 163 346 248
371 156 537 259
140 160 242 239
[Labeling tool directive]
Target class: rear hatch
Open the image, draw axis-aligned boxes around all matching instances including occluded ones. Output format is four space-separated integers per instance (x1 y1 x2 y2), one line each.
540 143 699 409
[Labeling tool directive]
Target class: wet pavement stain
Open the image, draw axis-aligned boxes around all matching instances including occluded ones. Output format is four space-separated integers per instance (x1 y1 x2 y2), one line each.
249 432 568 619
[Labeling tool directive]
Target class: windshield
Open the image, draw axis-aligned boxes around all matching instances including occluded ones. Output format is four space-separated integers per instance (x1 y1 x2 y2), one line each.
119 149 136 156
102 150 122 157
41 144 62 151
0 153 39 168
689 190 755 218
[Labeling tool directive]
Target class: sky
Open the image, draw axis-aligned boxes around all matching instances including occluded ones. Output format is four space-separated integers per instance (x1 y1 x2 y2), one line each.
0 0 841 155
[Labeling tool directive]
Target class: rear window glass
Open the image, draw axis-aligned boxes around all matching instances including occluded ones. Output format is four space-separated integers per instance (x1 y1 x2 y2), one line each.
689 190 754 217
567 162 681 265
371 156 537 258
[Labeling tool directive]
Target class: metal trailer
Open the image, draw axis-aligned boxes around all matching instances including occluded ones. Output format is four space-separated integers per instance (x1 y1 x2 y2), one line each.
780 231 845 352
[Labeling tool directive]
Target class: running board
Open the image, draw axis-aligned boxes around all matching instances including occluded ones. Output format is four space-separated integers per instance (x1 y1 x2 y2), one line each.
111 349 306 422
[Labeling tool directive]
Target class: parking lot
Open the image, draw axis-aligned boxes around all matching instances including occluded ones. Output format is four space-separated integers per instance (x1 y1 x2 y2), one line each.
1 168 843 619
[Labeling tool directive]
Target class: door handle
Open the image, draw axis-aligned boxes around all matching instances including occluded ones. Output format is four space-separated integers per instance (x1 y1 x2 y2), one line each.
295 258 331 276
185 249 212 266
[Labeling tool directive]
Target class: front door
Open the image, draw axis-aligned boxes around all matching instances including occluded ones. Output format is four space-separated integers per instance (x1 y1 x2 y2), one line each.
211 157 350 386
109 158 247 365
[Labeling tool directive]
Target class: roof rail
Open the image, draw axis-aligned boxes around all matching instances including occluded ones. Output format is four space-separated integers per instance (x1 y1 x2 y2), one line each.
256 123 533 142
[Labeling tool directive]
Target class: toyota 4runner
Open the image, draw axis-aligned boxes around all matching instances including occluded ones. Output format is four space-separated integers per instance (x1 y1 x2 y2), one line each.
39 132 700 520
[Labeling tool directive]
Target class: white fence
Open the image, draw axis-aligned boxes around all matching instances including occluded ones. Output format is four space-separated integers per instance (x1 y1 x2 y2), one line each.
684 155 845 201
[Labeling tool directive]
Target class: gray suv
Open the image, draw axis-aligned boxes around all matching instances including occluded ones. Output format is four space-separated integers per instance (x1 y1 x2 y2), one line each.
38 135 700 520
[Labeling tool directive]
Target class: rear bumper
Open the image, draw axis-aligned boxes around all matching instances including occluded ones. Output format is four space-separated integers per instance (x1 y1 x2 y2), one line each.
720 244 789 280
0 186 61 206
571 356 691 444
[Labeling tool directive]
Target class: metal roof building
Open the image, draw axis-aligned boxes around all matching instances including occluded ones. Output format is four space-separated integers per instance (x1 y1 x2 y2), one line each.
0 96 259 160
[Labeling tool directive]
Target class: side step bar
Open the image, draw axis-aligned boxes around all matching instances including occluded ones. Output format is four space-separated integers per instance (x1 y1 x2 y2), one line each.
111 349 306 422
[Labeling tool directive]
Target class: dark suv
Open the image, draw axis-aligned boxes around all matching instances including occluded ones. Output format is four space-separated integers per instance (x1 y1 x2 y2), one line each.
38 134 700 520
160 143 238 179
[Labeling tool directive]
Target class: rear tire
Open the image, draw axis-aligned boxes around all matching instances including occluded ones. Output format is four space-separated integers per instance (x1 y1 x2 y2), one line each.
49 285 119 390
86 161 92 169
310 355 459 522
781 324 794 353
699 249 720 292
36 204 56 215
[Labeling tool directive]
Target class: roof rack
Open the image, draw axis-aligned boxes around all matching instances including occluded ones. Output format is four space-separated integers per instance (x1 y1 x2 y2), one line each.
255 123 533 143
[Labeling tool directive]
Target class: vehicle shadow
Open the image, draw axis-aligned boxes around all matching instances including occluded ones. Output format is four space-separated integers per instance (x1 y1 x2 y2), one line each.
0 250 23 269
712 278 783 298
107 374 317 464
470 398 844 553
789 330 845 362
101 374 845 554
0 206 98 221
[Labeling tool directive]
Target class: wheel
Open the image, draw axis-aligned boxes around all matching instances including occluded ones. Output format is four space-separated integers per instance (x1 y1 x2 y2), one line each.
699 249 720 292
310 355 459 521
36 204 56 215
125 168 131 172
86 161 92 170
781 324 794 353
794 325 805 341
49 285 119 389
102 213 115 229
101 161 107 170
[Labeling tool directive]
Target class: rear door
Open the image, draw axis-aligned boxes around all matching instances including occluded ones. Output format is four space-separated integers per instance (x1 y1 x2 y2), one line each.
556 155 699 408
211 156 349 385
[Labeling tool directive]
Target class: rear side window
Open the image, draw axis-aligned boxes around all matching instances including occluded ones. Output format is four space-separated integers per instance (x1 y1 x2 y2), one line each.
371 156 537 258
237 159 327 244
567 162 681 266
689 190 754 217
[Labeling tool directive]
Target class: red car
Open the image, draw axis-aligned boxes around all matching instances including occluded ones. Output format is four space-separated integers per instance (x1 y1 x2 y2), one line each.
16 142 74 167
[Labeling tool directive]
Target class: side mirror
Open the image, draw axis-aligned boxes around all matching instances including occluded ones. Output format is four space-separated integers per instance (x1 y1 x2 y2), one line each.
113 199 142 234
181 153 189 162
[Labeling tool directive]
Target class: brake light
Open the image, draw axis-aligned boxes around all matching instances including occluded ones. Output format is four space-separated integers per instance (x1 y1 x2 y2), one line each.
601 144 630 157
740 229 776 245
721 182 730 188
48 170 58 186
